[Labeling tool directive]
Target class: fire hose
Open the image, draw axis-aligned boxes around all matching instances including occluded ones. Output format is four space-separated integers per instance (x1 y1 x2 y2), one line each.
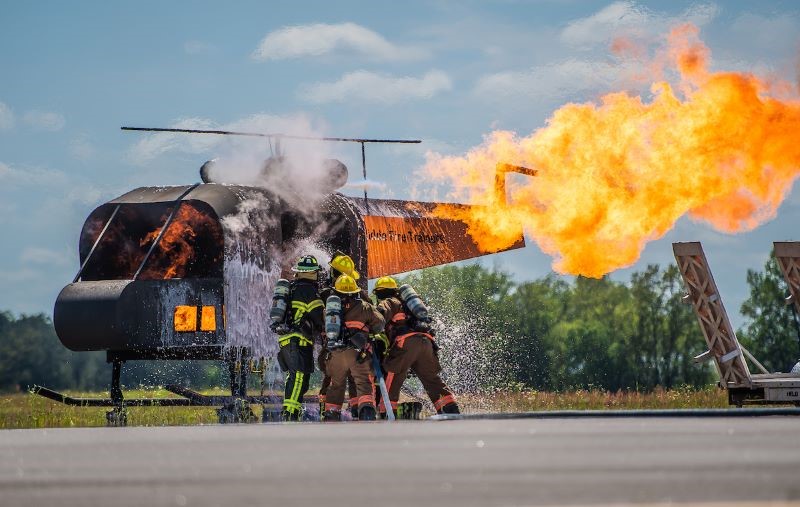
371 350 395 421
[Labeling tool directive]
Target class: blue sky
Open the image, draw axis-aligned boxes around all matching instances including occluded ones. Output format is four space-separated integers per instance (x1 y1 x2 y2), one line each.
1 1 799 327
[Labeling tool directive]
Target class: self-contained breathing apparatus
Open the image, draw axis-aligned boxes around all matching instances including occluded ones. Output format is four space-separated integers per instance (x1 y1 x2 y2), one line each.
397 284 435 336
269 279 292 335
325 295 344 349
324 294 371 361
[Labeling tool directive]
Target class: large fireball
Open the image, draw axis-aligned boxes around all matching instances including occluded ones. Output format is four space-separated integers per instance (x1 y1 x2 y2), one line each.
425 24 800 277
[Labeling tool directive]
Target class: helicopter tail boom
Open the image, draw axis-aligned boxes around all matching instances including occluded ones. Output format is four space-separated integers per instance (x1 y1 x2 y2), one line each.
355 198 525 278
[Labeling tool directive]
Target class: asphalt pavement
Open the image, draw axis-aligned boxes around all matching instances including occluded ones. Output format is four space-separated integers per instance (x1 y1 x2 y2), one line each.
2 416 800 507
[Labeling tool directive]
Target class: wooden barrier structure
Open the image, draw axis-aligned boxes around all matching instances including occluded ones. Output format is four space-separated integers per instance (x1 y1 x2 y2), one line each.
673 241 800 407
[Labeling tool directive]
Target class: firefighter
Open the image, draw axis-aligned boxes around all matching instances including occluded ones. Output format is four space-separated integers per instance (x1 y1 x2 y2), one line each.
270 255 324 421
373 276 460 416
322 274 385 421
318 251 371 418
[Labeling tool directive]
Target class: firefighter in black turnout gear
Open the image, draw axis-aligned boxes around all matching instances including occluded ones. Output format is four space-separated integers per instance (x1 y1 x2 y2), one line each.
270 255 324 421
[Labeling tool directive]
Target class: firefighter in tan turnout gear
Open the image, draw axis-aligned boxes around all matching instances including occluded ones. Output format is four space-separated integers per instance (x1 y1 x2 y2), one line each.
322 274 385 421
318 252 371 418
373 276 460 416
269 255 324 421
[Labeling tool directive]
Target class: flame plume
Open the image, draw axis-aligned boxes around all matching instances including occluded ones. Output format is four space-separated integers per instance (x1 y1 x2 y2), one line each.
425 24 800 278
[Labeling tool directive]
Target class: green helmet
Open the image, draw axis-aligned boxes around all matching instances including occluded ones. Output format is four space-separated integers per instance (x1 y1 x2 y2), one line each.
291 255 321 273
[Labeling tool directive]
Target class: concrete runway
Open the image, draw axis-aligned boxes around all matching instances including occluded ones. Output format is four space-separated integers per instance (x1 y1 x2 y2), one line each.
2 416 800 507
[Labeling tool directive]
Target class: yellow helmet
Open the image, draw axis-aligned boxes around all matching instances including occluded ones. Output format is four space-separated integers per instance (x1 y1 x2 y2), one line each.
330 253 360 280
334 274 360 294
374 276 398 291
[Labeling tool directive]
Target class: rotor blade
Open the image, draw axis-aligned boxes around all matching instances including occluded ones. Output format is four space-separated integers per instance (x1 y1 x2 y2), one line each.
121 127 421 144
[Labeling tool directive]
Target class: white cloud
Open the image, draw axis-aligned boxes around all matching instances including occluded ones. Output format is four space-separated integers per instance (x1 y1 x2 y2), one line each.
23 110 66 131
20 246 70 266
561 1 649 48
474 2 721 104
184 40 217 55
300 70 452 104
252 22 429 61
474 59 638 101
0 161 69 187
69 134 97 160
0 101 14 129
0 268 40 284
560 1 718 49
125 117 217 164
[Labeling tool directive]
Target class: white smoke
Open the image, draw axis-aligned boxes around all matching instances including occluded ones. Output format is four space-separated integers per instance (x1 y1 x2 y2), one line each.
128 114 357 366
128 113 359 214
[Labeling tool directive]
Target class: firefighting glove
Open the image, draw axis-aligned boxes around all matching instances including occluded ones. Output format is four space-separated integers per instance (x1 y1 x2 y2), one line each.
371 333 390 354
356 341 372 364
271 322 290 335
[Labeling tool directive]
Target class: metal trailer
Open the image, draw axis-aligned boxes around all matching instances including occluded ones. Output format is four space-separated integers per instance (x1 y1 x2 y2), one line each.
673 241 800 407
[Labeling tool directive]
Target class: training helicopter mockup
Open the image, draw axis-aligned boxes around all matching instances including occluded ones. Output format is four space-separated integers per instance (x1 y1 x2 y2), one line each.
32 126 535 425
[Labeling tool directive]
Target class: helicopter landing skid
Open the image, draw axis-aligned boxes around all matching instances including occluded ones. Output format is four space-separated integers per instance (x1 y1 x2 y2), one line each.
30 384 319 426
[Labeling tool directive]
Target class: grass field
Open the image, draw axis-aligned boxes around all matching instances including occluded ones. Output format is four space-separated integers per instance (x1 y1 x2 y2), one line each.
457 387 729 413
0 386 732 429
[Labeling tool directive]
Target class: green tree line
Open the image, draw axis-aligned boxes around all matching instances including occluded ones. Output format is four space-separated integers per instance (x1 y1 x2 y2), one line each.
401 254 799 392
1 256 798 393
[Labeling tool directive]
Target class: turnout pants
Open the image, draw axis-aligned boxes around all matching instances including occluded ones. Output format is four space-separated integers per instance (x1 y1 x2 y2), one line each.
323 349 375 413
379 334 457 414
318 350 358 410
278 339 314 418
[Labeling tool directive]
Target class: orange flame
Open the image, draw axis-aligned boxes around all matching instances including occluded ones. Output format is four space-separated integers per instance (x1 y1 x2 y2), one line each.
139 204 222 280
81 201 224 280
425 24 800 278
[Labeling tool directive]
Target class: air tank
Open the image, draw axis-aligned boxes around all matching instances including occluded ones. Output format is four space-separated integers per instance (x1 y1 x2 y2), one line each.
325 295 344 349
270 279 291 327
398 284 430 322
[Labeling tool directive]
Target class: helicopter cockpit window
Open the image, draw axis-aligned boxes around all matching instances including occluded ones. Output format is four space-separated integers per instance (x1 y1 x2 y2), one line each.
78 201 224 281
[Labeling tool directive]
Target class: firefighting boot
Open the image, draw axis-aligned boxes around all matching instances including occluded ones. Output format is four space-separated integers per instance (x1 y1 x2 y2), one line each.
397 402 423 420
358 405 376 421
262 407 281 423
350 405 359 420
437 402 460 415
322 409 341 422
281 409 301 422
318 395 326 418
